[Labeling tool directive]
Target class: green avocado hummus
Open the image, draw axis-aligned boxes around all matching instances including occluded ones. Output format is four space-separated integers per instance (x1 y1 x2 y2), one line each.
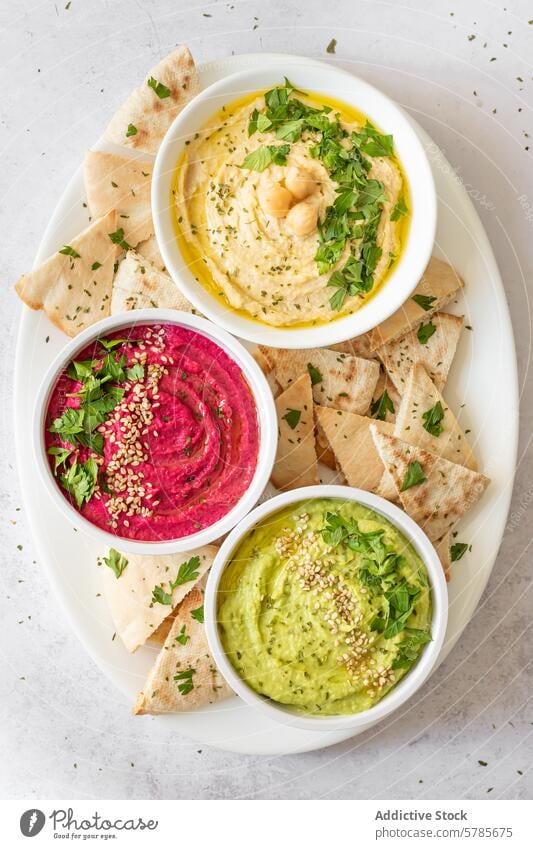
217 498 432 716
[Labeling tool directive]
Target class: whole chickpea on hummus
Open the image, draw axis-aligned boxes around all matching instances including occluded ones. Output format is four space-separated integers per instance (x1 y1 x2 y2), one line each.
173 79 410 327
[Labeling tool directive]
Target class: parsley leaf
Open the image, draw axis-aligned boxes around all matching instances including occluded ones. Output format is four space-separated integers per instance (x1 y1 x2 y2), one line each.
282 408 301 429
307 362 323 385
147 76 171 99
417 321 437 344
103 548 128 579
171 556 201 588
174 667 196 695
59 245 80 258
47 445 73 474
125 362 145 382
371 389 395 421
400 461 426 492
422 401 445 437
91 261 103 270
108 227 131 251
412 293 437 311
126 123 138 137
60 457 98 508
241 144 290 171
175 625 190 645
326 38 337 54
191 605 204 624
151 585 173 606
391 198 408 221
450 542 469 562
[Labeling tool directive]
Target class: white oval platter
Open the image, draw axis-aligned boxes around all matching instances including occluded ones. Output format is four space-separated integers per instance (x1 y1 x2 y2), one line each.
14 53 518 755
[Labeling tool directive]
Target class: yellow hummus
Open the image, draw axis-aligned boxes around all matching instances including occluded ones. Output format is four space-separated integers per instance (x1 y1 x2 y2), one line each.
173 81 410 327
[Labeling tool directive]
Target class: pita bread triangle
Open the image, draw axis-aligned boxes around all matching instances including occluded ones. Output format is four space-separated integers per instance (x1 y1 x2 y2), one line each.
258 346 380 415
134 578 232 715
272 374 319 491
394 363 477 470
84 150 153 247
368 256 464 351
315 407 395 498
370 426 489 541
377 312 463 393
136 233 166 270
102 545 217 653
111 250 193 313
104 46 200 155
15 210 118 336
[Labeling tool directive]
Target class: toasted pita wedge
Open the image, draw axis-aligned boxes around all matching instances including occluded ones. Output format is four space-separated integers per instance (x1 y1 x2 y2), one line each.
134 580 232 715
136 234 166 271
84 151 153 247
370 427 489 541
369 367 401 423
329 333 374 359
378 312 463 393
394 364 477 470
258 346 379 414
111 250 193 313
105 46 199 155
435 533 452 582
272 374 319 490
315 407 395 497
368 257 464 351
315 425 339 472
102 545 217 653
15 210 118 336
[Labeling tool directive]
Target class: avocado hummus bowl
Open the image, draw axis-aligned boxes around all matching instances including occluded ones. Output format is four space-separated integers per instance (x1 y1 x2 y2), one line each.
205 486 447 729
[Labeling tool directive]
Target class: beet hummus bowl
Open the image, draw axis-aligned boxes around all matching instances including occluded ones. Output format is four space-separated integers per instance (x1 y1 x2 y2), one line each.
34 310 277 554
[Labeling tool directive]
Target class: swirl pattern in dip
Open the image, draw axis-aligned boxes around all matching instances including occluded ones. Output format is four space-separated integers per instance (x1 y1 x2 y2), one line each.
45 323 260 541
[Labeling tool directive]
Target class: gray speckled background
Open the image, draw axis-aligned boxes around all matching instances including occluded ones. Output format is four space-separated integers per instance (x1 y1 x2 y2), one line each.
0 0 531 800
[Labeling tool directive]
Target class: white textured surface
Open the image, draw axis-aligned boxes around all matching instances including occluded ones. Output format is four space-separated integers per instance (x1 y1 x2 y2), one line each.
0 0 531 800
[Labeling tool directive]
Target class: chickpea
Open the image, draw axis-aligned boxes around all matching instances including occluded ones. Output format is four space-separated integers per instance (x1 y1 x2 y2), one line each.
285 165 318 200
285 200 319 237
259 183 293 218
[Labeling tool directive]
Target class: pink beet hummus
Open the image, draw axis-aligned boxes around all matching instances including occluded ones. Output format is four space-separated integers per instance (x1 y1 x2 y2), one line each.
45 322 260 541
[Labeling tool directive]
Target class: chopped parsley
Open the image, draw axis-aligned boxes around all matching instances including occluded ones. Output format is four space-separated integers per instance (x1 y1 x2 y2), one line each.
108 227 131 251
60 457 98 508
282 408 301 429
175 625 190 645
103 548 128 579
417 321 437 344
326 38 337 54
371 389 395 421
147 76 171 99
391 198 408 221
126 123 138 137
91 261 102 270
307 362 323 385
400 461 426 491
241 144 290 171
422 401 445 437
412 293 437 311
191 605 204 624
450 542 469 562
174 667 195 695
151 556 201 606
59 245 80 258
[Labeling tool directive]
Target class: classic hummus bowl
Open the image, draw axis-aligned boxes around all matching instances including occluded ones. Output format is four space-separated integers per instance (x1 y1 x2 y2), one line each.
205 485 448 731
33 309 277 555
152 62 436 349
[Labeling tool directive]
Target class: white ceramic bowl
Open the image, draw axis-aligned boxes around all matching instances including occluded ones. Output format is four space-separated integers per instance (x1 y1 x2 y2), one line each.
152 60 436 349
33 309 277 555
205 485 448 731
